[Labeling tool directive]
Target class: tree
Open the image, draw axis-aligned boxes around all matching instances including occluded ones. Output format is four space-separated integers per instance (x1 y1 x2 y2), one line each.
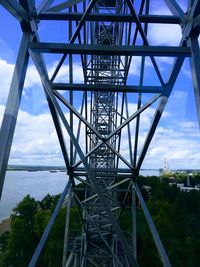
0 193 82 267
39 194 59 211
0 232 9 267
34 209 66 267
1 178 200 266
0 195 38 267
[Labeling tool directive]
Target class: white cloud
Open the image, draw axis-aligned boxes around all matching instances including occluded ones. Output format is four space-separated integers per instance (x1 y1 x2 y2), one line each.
150 1 171 15
182 66 192 79
10 110 68 165
0 106 62 164
144 118 200 169
0 105 5 125
0 59 42 105
24 64 41 89
115 90 200 169
122 114 200 169
24 61 84 88
0 102 86 166
0 90 199 169
0 38 15 61
148 0 184 46
148 24 182 46
0 58 84 105
129 57 142 75
49 62 84 83
150 0 187 15
0 59 14 104
0 23 199 170
111 95 200 169
156 57 174 65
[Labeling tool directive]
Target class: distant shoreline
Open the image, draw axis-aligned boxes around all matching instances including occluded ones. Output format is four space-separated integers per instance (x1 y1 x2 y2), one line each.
7 165 67 172
7 165 200 173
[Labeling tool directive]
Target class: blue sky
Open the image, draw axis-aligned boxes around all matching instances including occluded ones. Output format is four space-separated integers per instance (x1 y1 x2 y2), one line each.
0 0 199 170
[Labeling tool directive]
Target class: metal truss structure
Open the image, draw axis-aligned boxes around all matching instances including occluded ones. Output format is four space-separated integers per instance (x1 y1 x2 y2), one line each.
0 0 200 266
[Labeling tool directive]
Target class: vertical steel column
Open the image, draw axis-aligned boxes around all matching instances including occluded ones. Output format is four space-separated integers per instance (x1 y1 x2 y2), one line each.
62 184 72 267
69 6 74 166
80 233 87 267
188 35 200 128
30 49 138 266
132 184 137 259
133 0 149 169
84 1 134 265
1 1 198 266
0 33 30 199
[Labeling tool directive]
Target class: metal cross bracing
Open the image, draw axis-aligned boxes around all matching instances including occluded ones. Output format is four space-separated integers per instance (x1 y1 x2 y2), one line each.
0 0 200 266
85 2 128 265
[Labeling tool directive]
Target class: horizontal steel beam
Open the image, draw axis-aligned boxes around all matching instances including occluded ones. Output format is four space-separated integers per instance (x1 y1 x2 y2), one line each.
0 0 28 22
30 43 191 57
30 48 138 266
52 83 164 93
73 167 132 175
38 12 181 24
74 172 133 178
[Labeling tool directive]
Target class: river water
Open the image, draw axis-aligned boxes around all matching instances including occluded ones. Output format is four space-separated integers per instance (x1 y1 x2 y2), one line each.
0 169 159 221
0 171 68 221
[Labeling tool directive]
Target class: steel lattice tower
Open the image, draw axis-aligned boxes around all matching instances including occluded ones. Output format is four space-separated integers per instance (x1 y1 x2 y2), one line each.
0 0 200 266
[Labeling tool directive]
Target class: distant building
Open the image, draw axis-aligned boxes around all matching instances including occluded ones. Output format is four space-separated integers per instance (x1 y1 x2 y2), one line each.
177 183 184 189
174 182 200 193
180 187 200 192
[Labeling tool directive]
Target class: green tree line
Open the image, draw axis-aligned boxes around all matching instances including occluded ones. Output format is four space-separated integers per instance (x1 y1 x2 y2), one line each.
0 194 81 267
0 175 200 266
119 175 200 266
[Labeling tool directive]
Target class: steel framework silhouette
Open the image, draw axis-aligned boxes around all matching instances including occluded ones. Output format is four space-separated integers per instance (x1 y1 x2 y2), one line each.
0 0 200 266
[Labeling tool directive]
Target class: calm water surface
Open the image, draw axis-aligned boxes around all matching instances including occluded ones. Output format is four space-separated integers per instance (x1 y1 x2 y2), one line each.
0 169 159 221
0 171 68 221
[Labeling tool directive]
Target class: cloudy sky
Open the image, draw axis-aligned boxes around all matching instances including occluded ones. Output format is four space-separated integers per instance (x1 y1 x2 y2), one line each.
0 0 199 170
